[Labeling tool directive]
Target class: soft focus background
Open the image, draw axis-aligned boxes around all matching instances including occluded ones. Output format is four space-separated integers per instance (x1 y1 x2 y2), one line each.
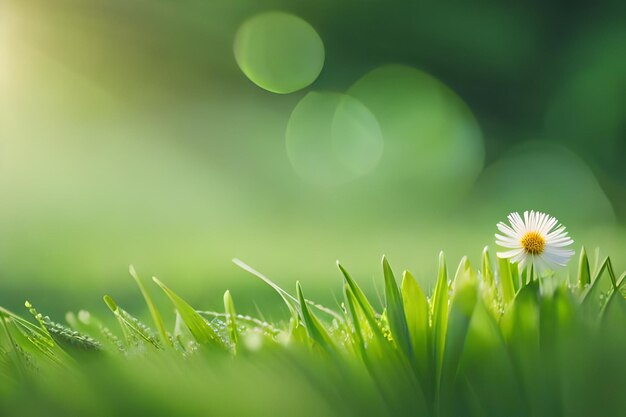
1 0 624 318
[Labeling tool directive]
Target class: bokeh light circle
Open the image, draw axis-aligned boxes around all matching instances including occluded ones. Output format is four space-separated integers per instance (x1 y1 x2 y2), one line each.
469 141 615 225
286 91 384 187
234 12 325 94
347 64 484 195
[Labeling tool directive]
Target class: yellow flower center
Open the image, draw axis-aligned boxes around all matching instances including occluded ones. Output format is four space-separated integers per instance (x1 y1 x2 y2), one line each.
520 231 545 255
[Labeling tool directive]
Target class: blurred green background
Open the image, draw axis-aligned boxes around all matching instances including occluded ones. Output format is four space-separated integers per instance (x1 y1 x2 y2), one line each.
0 0 624 318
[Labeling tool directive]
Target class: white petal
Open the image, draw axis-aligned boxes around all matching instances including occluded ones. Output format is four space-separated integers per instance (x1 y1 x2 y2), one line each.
545 239 574 248
518 256 528 270
541 252 568 267
544 247 575 256
497 248 524 259
495 233 519 242
536 213 550 235
536 256 554 273
546 234 572 243
539 216 558 235
532 257 544 273
495 234 521 246
530 211 540 231
509 212 525 234
548 229 570 239
510 249 528 263
497 242 521 249
497 223 519 239
543 248 575 266
546 226 567 239
523 211 531 232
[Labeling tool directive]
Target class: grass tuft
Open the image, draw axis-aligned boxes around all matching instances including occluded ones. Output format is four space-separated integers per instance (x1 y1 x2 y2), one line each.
1 247 625 417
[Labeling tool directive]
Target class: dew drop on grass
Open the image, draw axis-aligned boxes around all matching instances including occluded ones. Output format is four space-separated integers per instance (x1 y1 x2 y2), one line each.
234 12 325 94
277 331 291 346
243 331 263 351
78 310 91 324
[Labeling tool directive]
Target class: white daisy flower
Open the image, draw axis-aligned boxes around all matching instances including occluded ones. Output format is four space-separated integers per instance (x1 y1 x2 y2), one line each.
495 210 575 273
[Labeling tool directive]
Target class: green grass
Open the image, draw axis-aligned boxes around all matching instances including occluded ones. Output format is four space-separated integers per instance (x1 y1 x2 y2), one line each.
1 247 626 417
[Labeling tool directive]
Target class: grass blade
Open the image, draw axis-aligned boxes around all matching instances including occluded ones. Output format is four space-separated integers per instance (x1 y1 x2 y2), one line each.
223 290 239 350
401 270 431 390
439 266 478 417
581 256 617 318
461 299 526 417
232 258 299 320
129 265 171 347
481 246 494 287
382 256 412 360
577 247 591 291
498 257 516 305
103 295 160 349
432 251 449 389
337 261 378 325
296 282 334 352
152 277 227 350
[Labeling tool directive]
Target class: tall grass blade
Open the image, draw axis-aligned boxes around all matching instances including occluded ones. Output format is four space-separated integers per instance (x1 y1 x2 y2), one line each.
577 247 591 288
296 282 334 352
232 258 299 320
129 265 171 347
382 256 412 360
337 262 378 326
438 265 478 417
432 251 449 389
461 299 527 417
498 257 516 305
401 271 431 390
581 256 617 318
152 277 227 350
